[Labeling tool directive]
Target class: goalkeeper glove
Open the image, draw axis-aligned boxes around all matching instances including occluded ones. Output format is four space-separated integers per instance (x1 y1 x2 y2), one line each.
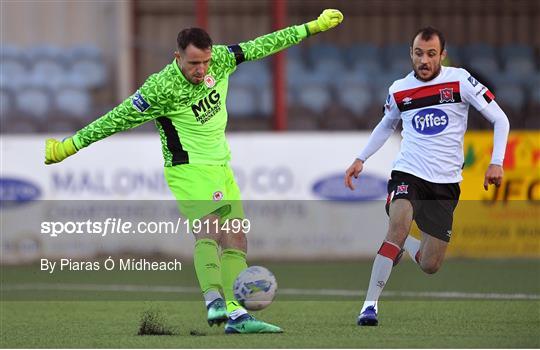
306 9 344 35
45 137 79 164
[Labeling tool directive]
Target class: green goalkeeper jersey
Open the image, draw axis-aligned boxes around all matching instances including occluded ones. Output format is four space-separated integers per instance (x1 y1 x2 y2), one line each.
72 25 309 167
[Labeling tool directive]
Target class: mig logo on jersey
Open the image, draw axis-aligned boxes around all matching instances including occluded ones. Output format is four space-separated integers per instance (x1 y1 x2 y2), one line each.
412 108 448 135
191 89 221 124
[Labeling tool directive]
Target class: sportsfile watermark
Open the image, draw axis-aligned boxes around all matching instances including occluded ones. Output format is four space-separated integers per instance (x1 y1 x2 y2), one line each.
1 200 538 302
40 217 251 237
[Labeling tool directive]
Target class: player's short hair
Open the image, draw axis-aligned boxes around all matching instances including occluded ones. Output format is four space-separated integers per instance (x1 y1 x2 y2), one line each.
412 26 446 52
177 27 213 51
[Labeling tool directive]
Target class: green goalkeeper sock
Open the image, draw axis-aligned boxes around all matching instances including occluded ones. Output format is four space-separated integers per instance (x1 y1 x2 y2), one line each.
194 239 222 295
221 248 248 313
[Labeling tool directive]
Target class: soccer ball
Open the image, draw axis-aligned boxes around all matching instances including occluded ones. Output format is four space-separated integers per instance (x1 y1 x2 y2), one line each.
233 266 277 311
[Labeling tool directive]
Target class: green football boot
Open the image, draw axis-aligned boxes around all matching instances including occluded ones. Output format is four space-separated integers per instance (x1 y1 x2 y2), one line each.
225 314 283 334
207 298 228 326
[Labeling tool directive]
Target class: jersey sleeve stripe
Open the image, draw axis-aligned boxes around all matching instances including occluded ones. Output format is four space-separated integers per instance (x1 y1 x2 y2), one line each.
483 90 495 103
227 44 245 65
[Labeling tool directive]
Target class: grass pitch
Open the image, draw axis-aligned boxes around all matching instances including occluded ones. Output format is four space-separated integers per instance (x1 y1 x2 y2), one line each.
1 259 539 348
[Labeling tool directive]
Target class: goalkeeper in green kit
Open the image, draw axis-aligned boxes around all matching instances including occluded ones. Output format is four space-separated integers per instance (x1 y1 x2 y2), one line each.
45 9 343 334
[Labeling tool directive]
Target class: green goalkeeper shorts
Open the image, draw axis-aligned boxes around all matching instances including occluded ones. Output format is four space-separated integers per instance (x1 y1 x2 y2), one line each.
164 164 245 222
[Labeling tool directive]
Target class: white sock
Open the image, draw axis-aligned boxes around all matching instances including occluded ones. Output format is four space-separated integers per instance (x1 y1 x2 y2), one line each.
204 290 222 307
361 253 394 313
228 307 248 320
404 235 421 263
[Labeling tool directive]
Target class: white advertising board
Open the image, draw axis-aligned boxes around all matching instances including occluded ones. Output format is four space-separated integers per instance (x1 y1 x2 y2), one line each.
1 133 401 261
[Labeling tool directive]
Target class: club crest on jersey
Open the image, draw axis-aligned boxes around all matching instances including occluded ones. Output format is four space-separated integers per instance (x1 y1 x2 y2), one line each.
213 191 223 201
396 184 408 195
204 75 216 88
412 108 448 135
439 88 454 103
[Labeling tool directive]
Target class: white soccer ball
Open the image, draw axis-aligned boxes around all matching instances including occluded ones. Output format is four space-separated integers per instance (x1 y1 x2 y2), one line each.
233 266 277 311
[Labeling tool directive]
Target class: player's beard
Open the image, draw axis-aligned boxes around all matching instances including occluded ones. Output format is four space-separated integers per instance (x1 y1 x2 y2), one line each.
414 62 442 82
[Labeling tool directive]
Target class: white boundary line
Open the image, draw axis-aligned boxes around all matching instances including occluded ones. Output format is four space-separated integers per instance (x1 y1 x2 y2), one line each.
2 283 539 300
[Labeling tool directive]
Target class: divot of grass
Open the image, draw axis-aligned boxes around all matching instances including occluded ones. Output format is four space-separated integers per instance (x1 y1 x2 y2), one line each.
137 309 178 336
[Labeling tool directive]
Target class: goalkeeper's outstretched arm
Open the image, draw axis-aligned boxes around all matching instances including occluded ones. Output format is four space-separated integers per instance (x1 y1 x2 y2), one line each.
236 9 343 63
45 74 166 165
